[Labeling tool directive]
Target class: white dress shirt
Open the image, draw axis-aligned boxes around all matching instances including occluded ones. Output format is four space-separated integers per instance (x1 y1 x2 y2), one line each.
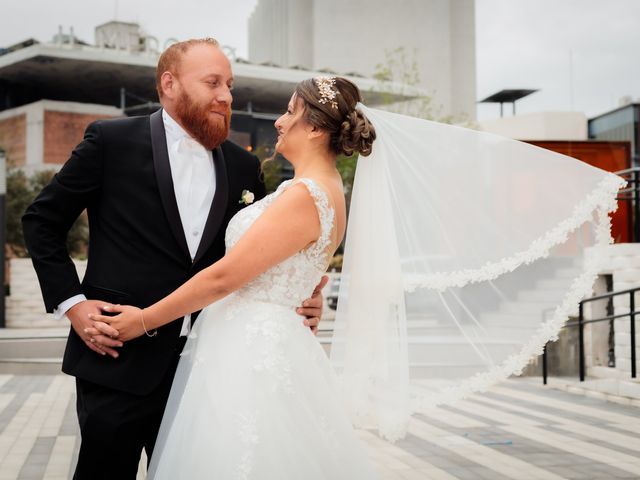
55 110 216 337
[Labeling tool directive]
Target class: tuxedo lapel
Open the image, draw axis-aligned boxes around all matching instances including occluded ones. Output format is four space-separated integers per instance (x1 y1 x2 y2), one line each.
149 109 191 260
193 146 229 265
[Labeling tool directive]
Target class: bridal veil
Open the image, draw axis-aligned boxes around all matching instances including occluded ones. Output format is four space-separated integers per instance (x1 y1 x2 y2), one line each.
330 104 626 441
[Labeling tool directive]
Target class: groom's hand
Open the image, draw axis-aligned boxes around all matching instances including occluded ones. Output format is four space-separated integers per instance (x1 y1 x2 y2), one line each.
67 300 122 358
297 275 328 335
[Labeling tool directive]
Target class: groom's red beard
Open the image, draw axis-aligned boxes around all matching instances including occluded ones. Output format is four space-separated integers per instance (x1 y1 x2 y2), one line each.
175 91 231 150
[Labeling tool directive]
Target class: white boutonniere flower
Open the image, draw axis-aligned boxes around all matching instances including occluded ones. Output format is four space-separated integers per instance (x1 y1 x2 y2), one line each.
239 190 255 205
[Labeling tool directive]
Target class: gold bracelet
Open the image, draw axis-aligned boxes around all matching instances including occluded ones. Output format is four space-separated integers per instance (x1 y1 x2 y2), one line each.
141 309 158 338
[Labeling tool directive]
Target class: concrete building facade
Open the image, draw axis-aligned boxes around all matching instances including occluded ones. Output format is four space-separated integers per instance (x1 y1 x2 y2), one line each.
0 100 120 173
248 0 477 120
0 34 415 174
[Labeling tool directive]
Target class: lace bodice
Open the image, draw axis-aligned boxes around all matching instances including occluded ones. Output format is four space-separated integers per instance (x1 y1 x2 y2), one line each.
225 178 335 308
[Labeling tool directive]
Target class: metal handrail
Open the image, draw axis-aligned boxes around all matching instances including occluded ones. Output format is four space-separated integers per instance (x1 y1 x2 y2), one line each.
614 166 640 176
542 286 639 384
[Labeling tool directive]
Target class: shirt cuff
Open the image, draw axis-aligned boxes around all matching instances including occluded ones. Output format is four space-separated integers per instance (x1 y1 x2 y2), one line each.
54 295 87 320
179 313 192 337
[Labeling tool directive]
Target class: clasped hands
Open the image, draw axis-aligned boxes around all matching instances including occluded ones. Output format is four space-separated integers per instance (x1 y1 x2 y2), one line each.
87 304 146 342
75 275 328 357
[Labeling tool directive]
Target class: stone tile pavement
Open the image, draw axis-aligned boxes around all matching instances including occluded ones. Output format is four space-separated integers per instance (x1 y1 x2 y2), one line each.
1 374 639 479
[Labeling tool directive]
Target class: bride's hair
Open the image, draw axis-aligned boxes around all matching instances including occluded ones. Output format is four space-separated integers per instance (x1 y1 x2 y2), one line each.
295 77 376 157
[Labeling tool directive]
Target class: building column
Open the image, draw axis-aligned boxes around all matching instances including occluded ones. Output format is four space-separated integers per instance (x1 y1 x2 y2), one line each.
25 102 45 170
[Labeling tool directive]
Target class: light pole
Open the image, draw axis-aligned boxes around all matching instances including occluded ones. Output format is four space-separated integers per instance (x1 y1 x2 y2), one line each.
0 149 5 328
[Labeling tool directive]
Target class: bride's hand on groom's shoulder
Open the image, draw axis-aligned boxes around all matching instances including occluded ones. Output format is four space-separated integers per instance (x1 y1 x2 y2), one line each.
87 305 146 343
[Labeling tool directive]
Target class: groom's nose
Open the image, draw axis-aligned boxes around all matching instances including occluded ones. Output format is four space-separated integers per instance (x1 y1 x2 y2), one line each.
215 85 232 106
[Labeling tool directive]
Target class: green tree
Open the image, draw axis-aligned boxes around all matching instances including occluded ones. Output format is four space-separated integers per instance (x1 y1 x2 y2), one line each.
372 46 461 122
336 154 357 211
373 46 435 120
5 168 32 256
253 145 284 194
372 46 480 127
6 167 88 258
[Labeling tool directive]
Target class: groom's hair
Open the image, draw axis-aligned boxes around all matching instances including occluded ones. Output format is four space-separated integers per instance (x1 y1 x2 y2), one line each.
156 38 220 99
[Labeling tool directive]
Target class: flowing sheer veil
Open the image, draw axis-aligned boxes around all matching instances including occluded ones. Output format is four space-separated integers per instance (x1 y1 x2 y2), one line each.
329 103 626 441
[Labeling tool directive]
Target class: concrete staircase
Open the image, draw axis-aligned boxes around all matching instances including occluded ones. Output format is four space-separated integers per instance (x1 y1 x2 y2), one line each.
0 328 67 374
319 263 586 379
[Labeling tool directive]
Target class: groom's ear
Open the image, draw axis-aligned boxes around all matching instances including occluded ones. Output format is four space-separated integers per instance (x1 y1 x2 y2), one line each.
160 72 177 100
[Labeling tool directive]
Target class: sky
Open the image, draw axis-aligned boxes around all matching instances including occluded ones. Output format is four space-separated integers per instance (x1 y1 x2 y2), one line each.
475 0 640 120
1 0 638 121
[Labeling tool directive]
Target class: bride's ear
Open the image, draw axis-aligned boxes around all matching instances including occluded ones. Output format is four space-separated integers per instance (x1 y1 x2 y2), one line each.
306 125 326 141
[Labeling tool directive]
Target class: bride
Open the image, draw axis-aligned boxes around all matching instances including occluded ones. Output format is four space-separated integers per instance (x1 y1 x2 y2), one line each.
89 74 625 477
90 76 380 478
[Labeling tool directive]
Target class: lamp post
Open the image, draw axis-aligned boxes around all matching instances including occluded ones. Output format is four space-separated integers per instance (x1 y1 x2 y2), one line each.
0 149 5 328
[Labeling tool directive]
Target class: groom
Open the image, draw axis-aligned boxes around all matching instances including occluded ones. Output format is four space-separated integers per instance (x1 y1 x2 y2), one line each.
22 38 326 479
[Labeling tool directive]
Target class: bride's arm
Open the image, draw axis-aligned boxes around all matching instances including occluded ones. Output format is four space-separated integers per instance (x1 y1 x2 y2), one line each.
90 184 323 340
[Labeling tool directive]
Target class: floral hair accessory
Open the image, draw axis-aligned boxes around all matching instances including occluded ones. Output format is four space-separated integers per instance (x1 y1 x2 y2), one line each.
314 76 339 109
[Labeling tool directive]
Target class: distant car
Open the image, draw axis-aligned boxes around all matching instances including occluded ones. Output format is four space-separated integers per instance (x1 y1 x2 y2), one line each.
327 275 340 310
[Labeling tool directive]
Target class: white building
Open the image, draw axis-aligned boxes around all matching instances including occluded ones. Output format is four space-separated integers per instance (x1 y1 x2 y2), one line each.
479 112 588 141
248 0 477 121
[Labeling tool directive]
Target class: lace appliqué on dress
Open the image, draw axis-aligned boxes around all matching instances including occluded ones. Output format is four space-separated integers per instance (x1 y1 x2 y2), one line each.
237 412 259 480
293 178 335 271
246 316 294 394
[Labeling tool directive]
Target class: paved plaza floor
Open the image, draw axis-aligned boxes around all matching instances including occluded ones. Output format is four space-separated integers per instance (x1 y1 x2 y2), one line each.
0 374 639 479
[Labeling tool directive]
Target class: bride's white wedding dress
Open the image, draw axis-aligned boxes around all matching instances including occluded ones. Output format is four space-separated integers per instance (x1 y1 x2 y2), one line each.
148 178 377 479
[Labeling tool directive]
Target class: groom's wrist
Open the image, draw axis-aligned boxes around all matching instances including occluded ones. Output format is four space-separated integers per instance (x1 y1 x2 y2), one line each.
56 294 88 320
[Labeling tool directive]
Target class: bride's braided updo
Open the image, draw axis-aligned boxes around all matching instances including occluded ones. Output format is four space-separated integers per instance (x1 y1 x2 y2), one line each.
295 77 376 157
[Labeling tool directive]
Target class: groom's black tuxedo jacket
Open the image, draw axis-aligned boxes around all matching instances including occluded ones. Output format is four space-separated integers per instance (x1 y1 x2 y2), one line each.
22 109 266 395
